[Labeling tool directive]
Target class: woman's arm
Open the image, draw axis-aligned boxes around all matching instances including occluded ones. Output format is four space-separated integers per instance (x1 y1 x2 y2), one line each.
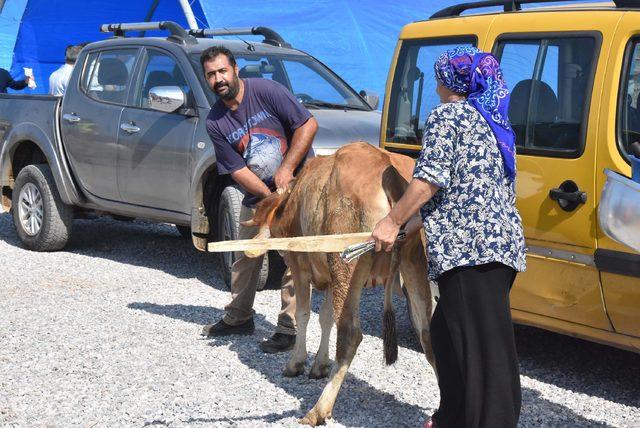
371 177 439 252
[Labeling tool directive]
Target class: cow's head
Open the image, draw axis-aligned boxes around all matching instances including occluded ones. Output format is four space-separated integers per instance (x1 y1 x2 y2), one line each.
240 188 292 257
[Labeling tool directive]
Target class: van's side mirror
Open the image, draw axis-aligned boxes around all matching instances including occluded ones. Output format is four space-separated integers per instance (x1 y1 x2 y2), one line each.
149 86 185 113
359 89 379 110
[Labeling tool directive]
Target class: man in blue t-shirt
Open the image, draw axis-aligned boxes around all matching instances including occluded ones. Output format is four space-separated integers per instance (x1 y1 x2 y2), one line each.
201 46 318 353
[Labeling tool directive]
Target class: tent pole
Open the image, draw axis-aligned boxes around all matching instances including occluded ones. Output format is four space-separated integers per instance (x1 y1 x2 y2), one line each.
178 0 198 29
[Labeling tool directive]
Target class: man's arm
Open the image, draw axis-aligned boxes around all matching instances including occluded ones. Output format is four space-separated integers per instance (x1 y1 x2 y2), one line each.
0 69 26 91
370 178 440 252
274 117 318 190
231 167 272 199
206 120 271 199
8 76 28 91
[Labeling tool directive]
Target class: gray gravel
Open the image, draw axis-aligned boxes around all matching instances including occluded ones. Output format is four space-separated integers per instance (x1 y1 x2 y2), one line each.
1 213 639 427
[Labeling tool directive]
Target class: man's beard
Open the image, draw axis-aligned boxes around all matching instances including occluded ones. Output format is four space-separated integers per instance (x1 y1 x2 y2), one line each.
215 75 240 100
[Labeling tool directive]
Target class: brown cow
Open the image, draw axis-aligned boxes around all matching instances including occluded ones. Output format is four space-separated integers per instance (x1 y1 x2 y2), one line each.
244 142 436 426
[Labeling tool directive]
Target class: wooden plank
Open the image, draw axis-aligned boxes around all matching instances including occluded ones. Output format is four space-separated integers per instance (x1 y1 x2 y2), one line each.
207 232 372 255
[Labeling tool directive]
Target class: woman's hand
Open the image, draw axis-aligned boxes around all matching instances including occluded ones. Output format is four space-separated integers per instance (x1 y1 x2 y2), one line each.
371 215 402 252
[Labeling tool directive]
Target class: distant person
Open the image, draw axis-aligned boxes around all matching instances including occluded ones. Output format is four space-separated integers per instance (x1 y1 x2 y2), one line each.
49 44 84 96
0 67 32 93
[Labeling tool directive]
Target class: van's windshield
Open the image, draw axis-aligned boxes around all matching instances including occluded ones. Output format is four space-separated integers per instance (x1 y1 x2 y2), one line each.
386 37 477 145
191 53 369 110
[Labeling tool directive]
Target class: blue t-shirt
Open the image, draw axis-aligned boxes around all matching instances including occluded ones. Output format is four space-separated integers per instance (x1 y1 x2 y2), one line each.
206 78 313 206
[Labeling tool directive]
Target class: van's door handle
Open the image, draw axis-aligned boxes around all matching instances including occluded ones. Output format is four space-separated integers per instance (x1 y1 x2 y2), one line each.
549 188 587 204
62 113 81 123
549 180 587 212
120 122 140 134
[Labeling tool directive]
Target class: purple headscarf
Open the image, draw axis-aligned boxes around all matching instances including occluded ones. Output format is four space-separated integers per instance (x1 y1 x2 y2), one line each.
434 47 516 179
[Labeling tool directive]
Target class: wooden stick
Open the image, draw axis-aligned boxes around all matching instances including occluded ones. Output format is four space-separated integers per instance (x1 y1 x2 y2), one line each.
207 232 373 255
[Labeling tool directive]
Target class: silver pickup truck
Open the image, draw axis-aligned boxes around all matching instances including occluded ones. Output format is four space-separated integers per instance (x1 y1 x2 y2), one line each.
0 22 381 287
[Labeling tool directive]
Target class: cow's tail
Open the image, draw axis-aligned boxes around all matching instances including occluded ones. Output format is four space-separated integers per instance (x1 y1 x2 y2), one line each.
380 163 409 365
383 253 400 365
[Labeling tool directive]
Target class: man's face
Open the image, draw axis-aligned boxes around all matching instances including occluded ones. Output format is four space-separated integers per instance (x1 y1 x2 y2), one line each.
203 54 240 100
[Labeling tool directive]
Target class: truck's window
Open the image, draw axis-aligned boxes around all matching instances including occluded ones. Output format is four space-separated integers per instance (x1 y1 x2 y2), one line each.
281 60 359 106
83 49 138 105
496 36 597 157
618 38 640 161
135 50 191 109
386 37 476 145
235 57 280 82
191 53 369 110
82 52 99 92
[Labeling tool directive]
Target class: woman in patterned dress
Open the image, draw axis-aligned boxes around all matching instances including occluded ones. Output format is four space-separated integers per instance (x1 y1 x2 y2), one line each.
371 47 527 428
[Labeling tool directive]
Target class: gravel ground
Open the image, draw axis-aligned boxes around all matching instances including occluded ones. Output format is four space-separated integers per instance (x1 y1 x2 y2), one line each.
1 213 639 427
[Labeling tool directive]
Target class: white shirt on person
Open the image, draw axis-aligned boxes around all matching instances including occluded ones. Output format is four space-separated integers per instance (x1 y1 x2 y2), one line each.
49 63 74 96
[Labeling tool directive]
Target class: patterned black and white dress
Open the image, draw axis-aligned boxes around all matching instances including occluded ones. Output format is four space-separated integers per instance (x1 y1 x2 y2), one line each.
414 100 527 281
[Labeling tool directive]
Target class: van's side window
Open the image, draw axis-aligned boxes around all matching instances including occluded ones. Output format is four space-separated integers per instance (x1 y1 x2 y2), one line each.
386 37 476 145
618 39 640 159
496 37 596 157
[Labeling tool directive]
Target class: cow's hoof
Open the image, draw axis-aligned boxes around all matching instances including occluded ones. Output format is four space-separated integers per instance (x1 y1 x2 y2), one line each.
308 363 331 379
299 408 331 426
282 361 305 377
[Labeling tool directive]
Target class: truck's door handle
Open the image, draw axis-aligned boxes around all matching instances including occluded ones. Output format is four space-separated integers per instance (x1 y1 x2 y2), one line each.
549 180 587 212
62 113 81 123
120 122 140 134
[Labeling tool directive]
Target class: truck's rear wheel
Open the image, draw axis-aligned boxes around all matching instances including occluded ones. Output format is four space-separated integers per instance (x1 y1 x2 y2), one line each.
12 164 73 251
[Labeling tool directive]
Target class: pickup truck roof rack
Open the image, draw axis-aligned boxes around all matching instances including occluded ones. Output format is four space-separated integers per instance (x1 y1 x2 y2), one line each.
430 0 640 19
100 21 197 45
188 27 292 48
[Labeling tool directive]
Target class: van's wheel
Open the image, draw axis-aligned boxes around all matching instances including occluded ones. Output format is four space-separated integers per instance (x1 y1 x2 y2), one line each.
175 225 191 239
12 164 73 251
216 185 269 290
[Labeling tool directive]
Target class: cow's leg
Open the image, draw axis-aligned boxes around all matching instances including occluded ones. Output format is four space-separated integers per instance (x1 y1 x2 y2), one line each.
309 289 333 379
300 255 370 426
400 240 436 373
283 255 312 377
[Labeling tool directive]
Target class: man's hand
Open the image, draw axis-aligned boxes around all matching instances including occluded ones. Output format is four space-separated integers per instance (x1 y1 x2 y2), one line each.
274 165 295 192
371 215 402 252
231 167 272 199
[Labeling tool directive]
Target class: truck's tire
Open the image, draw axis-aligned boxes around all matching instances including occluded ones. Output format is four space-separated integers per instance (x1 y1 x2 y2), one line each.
217 185 269 290
12 164 73 251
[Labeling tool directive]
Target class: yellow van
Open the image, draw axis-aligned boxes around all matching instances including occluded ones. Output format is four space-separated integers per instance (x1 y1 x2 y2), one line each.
381 0 640 352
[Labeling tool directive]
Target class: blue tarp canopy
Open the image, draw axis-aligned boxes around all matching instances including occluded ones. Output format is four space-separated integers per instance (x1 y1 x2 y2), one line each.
199 1 446 99
6 0 462 96
8 0 207 94
0 0 28 70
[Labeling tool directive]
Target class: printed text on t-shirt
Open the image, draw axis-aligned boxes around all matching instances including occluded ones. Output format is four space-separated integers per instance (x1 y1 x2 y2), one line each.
226 110 273 144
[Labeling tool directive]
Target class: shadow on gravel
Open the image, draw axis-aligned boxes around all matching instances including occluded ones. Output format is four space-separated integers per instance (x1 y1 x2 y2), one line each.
128 302 435 426
129 302 612 427
0 213 227 290
355 284 640 412
515 324 640 409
